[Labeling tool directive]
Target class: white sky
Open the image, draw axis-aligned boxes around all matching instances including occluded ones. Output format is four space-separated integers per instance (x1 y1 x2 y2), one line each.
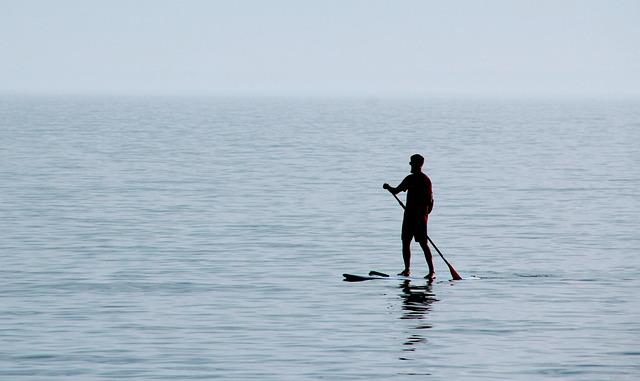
2 0 639 97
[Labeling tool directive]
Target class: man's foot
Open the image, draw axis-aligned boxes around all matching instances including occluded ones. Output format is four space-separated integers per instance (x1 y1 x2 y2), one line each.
425 272 436 281
398 269 410 277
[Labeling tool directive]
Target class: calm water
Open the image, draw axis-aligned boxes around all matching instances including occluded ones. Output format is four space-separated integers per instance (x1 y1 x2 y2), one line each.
1 96 639 380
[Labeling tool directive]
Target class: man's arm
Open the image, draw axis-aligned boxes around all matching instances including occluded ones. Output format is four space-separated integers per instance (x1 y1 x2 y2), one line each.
383 177 409 195
383 183 400 194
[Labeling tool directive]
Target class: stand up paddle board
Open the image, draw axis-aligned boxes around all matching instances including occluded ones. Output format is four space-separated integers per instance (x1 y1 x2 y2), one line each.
343 271 436 282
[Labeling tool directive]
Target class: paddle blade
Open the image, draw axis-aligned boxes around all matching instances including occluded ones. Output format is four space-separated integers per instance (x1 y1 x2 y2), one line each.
448 264 463 280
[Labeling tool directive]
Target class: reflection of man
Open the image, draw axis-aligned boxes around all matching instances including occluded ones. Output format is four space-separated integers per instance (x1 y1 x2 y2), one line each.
399 280 436 356
383 154 435 280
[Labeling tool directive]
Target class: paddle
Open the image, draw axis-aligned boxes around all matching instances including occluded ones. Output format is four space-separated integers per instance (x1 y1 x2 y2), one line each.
389 192 463 280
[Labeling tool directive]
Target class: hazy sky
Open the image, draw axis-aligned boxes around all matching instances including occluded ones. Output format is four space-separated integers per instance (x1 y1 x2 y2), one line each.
2 0 639 97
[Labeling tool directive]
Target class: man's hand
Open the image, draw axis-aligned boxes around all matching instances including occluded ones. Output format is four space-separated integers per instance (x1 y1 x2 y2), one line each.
383 183 390 190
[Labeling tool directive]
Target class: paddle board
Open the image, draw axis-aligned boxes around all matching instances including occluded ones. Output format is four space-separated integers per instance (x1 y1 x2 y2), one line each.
343 271 435 282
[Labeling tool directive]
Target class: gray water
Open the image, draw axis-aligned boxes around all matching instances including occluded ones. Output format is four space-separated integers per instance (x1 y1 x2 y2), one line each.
1 96 639 380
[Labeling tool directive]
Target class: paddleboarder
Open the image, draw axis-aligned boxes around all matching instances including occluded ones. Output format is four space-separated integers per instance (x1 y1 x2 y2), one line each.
383 154 435 280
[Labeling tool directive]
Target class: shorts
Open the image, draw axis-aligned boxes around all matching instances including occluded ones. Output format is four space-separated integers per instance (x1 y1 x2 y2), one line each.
402 213 428 242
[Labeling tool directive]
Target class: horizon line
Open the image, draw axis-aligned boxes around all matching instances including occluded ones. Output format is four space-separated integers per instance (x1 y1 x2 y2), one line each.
2 90 640 102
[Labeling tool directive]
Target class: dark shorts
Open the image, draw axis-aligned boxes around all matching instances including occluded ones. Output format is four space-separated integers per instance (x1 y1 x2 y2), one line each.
402 213 428 242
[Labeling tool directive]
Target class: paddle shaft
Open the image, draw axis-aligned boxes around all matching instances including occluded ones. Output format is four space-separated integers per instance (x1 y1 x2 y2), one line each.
390 192 462 280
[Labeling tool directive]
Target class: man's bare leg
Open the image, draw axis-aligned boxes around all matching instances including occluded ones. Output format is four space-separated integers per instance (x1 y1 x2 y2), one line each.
419 240 435 280
398 239 412 276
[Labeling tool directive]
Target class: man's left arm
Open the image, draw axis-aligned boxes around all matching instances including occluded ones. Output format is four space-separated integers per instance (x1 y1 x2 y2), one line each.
383 177 409 195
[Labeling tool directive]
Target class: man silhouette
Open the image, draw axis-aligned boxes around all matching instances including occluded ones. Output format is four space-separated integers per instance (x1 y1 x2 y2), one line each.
383 154 435 280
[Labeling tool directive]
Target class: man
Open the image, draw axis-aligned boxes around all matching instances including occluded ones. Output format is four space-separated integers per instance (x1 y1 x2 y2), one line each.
383 154 435 280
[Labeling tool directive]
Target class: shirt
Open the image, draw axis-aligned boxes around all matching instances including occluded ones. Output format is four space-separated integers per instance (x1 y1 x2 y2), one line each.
397 172 433 215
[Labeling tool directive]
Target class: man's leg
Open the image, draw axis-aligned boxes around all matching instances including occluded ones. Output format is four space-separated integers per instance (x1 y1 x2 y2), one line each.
418 240 435 278
398 238 412 276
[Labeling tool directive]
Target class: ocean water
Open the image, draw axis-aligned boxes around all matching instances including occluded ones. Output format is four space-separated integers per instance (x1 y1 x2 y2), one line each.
1 96 639 380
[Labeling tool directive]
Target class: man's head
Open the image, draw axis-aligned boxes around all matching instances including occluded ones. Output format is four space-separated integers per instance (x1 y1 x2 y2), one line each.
409 154 424 173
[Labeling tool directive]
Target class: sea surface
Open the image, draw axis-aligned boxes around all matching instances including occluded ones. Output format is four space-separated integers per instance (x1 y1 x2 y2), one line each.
1 96 639 380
